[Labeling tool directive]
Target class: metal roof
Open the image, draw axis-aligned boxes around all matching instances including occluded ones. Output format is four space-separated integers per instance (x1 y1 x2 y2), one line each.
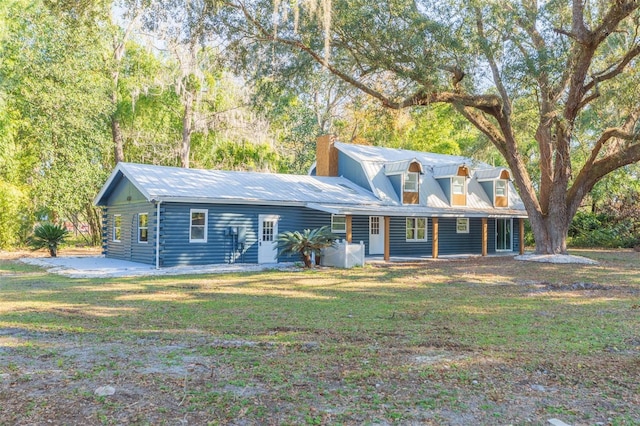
476 168 511 181
94 162 384 207
332 141 526 215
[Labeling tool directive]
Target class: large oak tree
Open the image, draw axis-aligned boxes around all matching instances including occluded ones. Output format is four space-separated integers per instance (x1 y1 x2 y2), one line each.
214 0 640 254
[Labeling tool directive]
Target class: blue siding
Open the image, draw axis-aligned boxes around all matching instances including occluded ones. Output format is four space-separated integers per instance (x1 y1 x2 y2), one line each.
437 218 483 255
388 175 402 198
388 217 432 257
436 178 451 203
351 215 371 254
479 181 494 201
108 177 147 204
337 152 371 191
103 201 157 265
159 203 332 267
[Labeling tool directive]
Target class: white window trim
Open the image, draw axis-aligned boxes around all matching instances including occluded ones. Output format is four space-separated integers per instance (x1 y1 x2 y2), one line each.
495 179 508 197
189 209 208 243
406 217 428 241
456 218 470 234
404 172 419 193
113 214 122 242
452 176 466 195
138 213 149 243
331 214 347 234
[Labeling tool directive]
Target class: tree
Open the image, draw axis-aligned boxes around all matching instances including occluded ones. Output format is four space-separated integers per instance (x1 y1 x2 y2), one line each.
215 0 640 254
0 0 112 245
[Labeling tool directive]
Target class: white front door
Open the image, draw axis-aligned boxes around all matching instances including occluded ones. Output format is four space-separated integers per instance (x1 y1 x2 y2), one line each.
258 215 279 263
369 216 384 255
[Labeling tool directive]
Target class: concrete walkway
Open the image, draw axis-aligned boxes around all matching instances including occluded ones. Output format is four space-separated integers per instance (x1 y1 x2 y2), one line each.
19 256 294 279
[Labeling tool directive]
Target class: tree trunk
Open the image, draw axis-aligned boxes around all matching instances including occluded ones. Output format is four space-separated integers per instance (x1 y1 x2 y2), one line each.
181 93 194 168
528 210 570 254
49 245 57 257
111 116 125 164
86 203 102 247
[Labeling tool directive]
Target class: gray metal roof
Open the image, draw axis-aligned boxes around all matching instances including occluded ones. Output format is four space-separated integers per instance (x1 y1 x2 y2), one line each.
476 168 511 181
94 162 384 207
333 142 525 214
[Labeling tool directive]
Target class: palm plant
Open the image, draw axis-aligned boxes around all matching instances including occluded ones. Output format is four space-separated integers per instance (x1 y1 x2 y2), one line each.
277 225 337 268
30 223 69 257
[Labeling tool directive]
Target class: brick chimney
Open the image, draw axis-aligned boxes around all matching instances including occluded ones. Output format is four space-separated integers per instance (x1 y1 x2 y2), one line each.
316 134 339 177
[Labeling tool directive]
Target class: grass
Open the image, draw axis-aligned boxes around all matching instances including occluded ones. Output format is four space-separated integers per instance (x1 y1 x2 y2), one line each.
0 250 639 424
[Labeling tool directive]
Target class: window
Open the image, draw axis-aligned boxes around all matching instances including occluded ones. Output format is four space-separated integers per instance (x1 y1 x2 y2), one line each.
138 213 148 243
456 218 469 234
495 180 507 197
370 216 380 235
406 217 427 241
190 209 208 242
404 172 419 192
452 176 466 195
332 215 346 233
113 215 122 242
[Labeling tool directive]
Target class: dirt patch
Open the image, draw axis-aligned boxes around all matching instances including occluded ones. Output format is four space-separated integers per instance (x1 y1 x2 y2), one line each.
523 281 612 293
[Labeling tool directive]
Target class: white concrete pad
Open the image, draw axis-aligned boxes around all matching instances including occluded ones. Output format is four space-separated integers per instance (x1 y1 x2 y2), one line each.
19 256 294 278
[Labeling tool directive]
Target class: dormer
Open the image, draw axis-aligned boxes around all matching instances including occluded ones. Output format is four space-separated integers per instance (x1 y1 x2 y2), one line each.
384 159 424 205
433 164 470 206
476 168 511 208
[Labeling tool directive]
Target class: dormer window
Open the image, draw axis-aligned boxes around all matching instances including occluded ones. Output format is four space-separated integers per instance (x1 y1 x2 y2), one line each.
404 172 419 192
495 179 508 207
452 176 465 195
475 168 511 208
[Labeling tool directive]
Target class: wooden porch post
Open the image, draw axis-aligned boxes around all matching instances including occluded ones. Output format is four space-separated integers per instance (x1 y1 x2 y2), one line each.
346 215 352 243
519 218 525 255
481 218 488 257
384 216 390 261
432 217 439 259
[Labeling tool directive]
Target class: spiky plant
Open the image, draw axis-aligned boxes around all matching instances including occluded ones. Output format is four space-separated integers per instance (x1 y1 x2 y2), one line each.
277 225 337 268
30 223 69 257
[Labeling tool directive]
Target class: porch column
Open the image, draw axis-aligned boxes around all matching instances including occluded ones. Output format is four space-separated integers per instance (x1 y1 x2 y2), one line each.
346 215 353 243
481 218 488 256
432 217 439 259
384 216 390 261
519 218 525 255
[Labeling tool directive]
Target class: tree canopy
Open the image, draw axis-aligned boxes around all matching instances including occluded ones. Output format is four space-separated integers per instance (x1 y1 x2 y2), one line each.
213 0 640 254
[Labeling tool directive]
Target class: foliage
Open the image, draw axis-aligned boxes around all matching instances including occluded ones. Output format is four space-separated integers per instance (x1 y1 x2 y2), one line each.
29 223 69 257
569 211 639 249
0 180 30 248
214 0 640 254
277 225 337 267
0 0 112 246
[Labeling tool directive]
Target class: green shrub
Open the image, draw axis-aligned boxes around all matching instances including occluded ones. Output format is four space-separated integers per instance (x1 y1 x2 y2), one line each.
277 226 337 268
30 223 69 257
569 211 639 248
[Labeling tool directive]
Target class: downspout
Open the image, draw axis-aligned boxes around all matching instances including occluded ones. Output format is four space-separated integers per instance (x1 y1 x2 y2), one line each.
155 200 162 269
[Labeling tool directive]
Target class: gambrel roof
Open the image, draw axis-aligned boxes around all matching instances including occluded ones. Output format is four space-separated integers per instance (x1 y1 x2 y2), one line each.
328 142 526 216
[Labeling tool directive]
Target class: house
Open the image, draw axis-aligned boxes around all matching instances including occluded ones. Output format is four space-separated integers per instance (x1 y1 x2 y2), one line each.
93 136 528 267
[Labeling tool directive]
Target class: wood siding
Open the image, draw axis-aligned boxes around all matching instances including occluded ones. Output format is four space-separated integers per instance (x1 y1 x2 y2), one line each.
403 192 419 204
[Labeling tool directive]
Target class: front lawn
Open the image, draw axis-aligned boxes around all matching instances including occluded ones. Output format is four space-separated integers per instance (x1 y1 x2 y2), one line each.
0 250 638 424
